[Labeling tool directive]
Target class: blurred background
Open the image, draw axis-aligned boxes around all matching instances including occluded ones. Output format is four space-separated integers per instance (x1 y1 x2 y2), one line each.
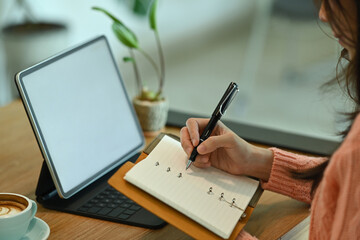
0 0 353 142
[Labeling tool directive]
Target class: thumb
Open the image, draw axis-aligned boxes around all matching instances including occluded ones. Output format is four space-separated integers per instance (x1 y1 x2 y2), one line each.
197 134 232 155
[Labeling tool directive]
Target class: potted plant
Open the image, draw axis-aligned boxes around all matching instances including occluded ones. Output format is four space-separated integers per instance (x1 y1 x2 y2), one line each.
92 0 168 136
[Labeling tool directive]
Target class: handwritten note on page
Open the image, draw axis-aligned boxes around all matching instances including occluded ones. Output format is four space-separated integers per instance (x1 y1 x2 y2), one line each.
124 136 259 239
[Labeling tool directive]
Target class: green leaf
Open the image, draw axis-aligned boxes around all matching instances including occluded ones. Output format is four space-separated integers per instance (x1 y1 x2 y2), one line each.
123 57 134 62
112 22 139 49
93 6 139 48
133 0 151 16
149 0 158 31
92 7 123 24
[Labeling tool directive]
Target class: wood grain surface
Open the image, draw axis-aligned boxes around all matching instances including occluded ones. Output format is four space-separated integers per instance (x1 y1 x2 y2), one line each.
0 100 310 240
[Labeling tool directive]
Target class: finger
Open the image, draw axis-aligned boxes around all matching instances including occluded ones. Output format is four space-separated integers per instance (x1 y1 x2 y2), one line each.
195 154 210 164
180 127 193 156
186 118 210 146
186 118 200 146
197 133 234 155
193 161 211 169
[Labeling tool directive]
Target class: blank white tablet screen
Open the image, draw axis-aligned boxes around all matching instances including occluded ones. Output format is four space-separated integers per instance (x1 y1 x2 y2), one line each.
20 37 143 198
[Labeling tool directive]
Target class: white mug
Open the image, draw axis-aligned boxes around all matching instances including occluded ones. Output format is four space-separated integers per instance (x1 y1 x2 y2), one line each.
0 193 37 240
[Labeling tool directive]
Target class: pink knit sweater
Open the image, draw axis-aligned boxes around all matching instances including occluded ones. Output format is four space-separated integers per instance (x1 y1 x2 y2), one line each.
238 114 360 239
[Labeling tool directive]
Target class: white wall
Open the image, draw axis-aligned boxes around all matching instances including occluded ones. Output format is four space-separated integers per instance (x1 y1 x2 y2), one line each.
0 0 346 141
0 0 254 106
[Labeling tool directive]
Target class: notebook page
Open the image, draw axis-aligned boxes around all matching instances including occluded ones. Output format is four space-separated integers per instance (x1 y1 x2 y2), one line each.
124 136 259 238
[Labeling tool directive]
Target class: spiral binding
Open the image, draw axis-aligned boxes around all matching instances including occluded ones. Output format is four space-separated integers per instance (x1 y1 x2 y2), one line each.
154 161 246 213
213 189 245 211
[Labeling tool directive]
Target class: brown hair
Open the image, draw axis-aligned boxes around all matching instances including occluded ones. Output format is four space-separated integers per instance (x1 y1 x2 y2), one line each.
293 0 360 195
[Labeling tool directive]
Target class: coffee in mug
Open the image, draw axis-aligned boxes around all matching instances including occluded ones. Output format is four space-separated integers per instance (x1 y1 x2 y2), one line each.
0 193 37 240
0 195 27 217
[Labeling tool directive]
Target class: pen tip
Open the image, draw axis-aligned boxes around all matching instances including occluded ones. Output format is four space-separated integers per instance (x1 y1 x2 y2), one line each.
185 160 192 170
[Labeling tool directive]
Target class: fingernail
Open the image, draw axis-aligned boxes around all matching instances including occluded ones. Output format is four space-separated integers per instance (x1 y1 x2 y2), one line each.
197 145 204 153
191 138 196 146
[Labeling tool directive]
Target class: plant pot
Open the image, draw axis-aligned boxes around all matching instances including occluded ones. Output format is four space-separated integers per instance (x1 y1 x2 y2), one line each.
133 98 169 136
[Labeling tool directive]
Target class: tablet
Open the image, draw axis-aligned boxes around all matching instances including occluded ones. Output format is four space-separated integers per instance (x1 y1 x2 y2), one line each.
15 35 144 199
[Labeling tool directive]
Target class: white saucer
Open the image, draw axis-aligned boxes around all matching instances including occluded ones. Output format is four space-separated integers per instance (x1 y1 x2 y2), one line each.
21 217 50 240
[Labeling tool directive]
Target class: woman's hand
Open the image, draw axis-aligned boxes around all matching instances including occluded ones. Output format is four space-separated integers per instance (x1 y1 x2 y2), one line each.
180 118 273 181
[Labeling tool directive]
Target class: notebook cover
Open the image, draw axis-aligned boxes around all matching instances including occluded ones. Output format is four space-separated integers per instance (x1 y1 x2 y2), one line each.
108 133 262 239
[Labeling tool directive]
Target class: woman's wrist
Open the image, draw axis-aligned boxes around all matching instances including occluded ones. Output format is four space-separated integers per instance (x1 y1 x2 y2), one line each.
248 146 274 181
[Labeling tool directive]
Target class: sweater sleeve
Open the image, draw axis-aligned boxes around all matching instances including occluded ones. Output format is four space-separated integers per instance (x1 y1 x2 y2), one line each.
310 144 360 239
261 148 328 204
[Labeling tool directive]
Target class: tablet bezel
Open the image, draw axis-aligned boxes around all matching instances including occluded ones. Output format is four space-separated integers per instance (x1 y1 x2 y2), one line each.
15 35 145 199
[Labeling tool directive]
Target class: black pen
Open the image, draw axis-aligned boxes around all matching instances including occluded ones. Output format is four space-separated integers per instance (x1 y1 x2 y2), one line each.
185 82 239 170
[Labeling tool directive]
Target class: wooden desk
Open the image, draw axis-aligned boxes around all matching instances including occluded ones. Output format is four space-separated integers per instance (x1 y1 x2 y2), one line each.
0 100 310 239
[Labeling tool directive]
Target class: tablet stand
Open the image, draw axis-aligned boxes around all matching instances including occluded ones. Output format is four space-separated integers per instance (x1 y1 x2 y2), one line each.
35 161 58 203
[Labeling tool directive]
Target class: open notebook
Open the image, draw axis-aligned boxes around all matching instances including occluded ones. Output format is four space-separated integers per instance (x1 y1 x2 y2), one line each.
124 135 259 239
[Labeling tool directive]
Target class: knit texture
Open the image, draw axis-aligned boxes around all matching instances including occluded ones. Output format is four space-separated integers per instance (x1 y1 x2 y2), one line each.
237 115 360 239
261 148 327 203
309 114 360 239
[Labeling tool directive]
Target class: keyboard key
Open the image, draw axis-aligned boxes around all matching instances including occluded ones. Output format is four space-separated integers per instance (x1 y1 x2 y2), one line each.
124 209 135 215
113 199 124 204
96 203 106 208
78 207 89 212
90 199 99 204
118 214 130 220
107 207 126 217
88 207 101 214
97 207 112 216
129 205 141 211
107 203 118 208
120 203 131 208
84 203 93 208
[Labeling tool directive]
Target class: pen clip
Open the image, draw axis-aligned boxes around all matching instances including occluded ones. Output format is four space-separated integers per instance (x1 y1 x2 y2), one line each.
217 83 239 116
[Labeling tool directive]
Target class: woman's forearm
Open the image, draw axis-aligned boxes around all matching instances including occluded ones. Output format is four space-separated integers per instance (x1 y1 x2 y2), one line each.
247 146 274 181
